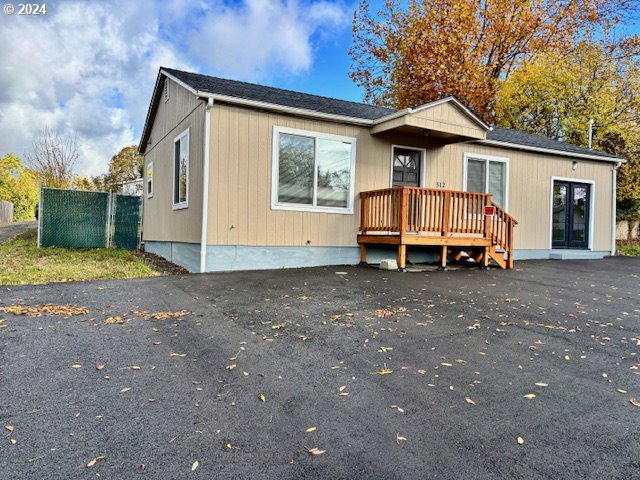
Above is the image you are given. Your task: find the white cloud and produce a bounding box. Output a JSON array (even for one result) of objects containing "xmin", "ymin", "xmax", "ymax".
[
  {"xmin": 0, "ymin": 0, "xmax": 350, "ymax": 176},
  {"xmin": 186, "ymin": 0, "xmax": 349, "ymax": 79}
]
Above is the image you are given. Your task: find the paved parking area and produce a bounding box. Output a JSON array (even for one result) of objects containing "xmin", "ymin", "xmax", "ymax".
[{"xmin": 1, "ymin": 257, "xmax": 639, "ymax": 479}]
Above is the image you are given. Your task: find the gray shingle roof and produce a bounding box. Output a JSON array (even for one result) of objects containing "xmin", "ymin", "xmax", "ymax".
[
  {"xmin": 157, "ymin": 68, "xmax": 620, "ymax": 161},
  {"xmin": 163, "ymin": 67, "xmax": 395, "ymax": 121},
  {"xmin": 487, "ymin": 127, "xmax": 619, "ymax": 160}
]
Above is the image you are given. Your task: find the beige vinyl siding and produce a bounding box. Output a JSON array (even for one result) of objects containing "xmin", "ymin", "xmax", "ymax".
[
  {"xmin": 207, "ymin": 102, "xmax": 614, "ymax": 251},
  {"xmin": 435, "ymin": 143, "xmax": 614, "ymax": 251},
  {"xmin": 207, "ymin": 104, "xmax": 435, "ymax": 246},
  {"xmin": 142, "ymin": 79, "xmax": 204, "ymax": 244}
]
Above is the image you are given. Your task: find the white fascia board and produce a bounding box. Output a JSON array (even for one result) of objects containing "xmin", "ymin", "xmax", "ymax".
[
  {"xmin": 480, "ymin": 139, "xmax": 624, "ymax": 163},
  {"xmin": 160, "ymin": 69, "xmax": 199, "ymax": 95},
  {"xmin": 196, "ymin": 91, "xmax": 374, "ymax": 126}
]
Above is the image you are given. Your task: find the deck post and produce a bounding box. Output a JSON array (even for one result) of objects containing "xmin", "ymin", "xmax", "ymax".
[
  {"xmin": 484, "ymin": 194, "xmax": 493, "ymax": 241},
  {"xmin": 507, "ymin": 219, "xmax": 514, "ymax": 269},
  {"xmin": 398, "ymin": 244, "xmax": 407, "ymax": 269},
  {"xmin": 441, "ymin": 191, "xmax": 451, "ymax": 236},
  {"xmin": 359, "ymin": 244, "xmax": 367, "ymax": 264},
  {"xmin": 440, "ymin": 245, "xmax": 447, "ymax": 269}
]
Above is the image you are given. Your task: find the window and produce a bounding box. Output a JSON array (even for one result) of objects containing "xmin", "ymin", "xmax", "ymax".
[
  {"xmin": 146, "ymin": 162, "xmax": 153, "ymax": 198},
  {"xmin": 272, "ymin": 127, "xmax": 356, "ymax": 214},
  {"xmin": 464, "ymin": 153, "xmax": 508, "ymax": 209},
  {"xmin": 173, "ymin": 129, "xmax": 189, "ymax": 209}
]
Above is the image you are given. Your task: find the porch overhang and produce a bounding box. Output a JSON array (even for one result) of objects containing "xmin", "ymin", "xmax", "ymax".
[{"xmin": 370, "ymin": 97, "xmax": 490, "ymax": 143}]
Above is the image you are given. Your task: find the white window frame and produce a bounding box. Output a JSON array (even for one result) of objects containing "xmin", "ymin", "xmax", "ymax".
[
  {"xmin": 146, "ymin": 161, "xmax": 153, "ymax": 199},
  {"xmin": 271, "ymin": 126, "xmax": 357, "ymax": 215},
  {"xmin": 389, "ymin": 144, "xmax": 427, "ymax": 187},
  {"xmin": 463, "ymin": 152, "xmax": 510, "ymax": 211},
  {"xmin": 549, "ymin": 176, "xmax": 595, "ymax": 251},
  {"xmin": 172, "ymin": 128, "xmax": 189, "ymax": 210}
]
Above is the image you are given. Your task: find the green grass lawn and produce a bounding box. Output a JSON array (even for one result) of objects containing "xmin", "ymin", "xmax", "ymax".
[
  {"xmin": 617, "ymin": 240, "xmax": 640, "ymax": 256},
  {"xmin": 0, "ymin": 231, "xmax": 167, "ymax": 285}
]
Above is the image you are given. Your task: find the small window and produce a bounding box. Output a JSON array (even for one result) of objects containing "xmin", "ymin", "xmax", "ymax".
[
  {"xmin": 146, "ymin": 162, "xmax": 153, "ymax": 198},
  {"xmin": 272, "ymin": 127, "xmax": 356, "ymax": 214},
  {"xmin": 173, "ymin": 129, "xmax": 189, "ymax": 209},
  {"xmin": 163, "ymin": 80, "xmax": 169, "ymax": 102},
  {"xmin": 464, "ymin": 153, "xmax": 508, "ymax": 209}
]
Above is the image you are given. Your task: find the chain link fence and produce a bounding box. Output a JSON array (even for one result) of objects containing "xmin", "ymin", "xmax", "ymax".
[{"xmin": 38, "ymin": 187, "xmax": 141, "ymax": 250}]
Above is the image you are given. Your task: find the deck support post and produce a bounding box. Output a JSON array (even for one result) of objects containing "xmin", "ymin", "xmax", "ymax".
[
  {"xmin": 398, "ymin": 244, "xmax": 407, "ymax": 270},
  {"xmin": 440, "ymin": 245, "xmax": 447, "ymax": 269},
  {"xmin": 359, "ymin": 244, "xmax": 367, "ymax": 264},
  {"xmin": 482, "ymin": 247, "xmax": 490, "ymax": 268}
]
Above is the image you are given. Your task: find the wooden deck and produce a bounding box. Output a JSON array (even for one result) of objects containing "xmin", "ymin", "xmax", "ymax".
[{"xmin": 358, "ymin": 187, "xmax": 518, "ymax": 269}]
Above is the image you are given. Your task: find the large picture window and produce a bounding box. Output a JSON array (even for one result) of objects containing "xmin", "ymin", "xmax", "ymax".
[
  {"xmin": 464, "ymin": 153, "xmax": 508, "ymax": 209},
  {"xmin": 173, "ymin": 129, "xmax": 189, "ymax": 209},
  {"xmin": 272, "ymin": 127, "xmax": 356, "ymax": 214}
]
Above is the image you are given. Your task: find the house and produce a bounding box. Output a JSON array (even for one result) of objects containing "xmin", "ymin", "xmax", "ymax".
[{"xmin": 138, "ymin": 67, "xmax": 623, "ymax": 273}]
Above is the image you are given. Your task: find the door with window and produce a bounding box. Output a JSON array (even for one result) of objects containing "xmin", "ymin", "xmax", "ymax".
[
  {"xmin": 552, "ymin": 181, "xmax": 590, "ymax": 249},
  {"xmin": 392, "ymin": 147, "xmax": 421, "ymax": 186}
]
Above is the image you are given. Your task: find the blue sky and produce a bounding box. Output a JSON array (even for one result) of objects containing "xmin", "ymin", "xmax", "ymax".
[{"xmin": 0, "ymin": 0, "xmax": 637, "ymax": 176}]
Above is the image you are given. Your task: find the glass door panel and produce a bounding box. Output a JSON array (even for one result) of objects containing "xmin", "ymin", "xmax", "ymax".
[{"xmin": 552, "ymin": 183, "xmax": 568, "ymax": 246}]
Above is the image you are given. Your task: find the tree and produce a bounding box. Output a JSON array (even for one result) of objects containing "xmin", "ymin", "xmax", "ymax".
[
  {"xmin": 495, "ymin": 42, "xmax": 640, "ymax": 217},
  {"xmin": 0, "ymin": 154, "xmax": 39, "ymax": 221},
  {"xmin": 93, "ymin": 145, "xmax": 143, "ymax": 193},
  {"xmin": 26, "ymin": 127, "xmax": 79, "ymax": 188},
  {"xmin": 349, "ymin": 0, "xmax": 638, "ymax": 120},
  {"xmin": 73, "ymin": 176, "xmax": 96, "ymax": 191}
]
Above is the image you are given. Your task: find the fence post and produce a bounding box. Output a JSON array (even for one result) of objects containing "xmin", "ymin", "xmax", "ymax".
[
  {"xmin": 105, "ymin": 192, "xmax": 113, "ymax": 248},
  {"xmin": 37, "ymin": 186, "xmax": 42, "ymax": 247},
  {"xmin": 484, "ymin": 194, "xmax": 493, "ymax": 241}
]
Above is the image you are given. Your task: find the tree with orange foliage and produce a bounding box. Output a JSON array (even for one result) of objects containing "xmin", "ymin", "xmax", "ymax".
[{"xmin": 349, "ymin": 0, "xmax": 638, "ymax": 121}]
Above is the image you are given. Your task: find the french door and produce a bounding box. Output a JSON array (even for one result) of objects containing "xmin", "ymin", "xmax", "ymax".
[{"xmin": 552, "ymin": 181, "xmax": 590, "ymax": 249}]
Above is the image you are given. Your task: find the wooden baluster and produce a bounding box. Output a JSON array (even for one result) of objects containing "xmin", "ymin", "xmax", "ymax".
[{"xmin": 442, "ymin": 191, "xmax": 451, "ymax": 236}]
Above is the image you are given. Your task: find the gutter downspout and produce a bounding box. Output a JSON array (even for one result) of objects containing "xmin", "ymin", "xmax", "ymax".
[
  {"xmin": 611, "ymin": 161, "xmax": 622, "ymax": 256},
  {"xmin": 200, "ymin": 97, "xmax": 214, "ymax": 273}
]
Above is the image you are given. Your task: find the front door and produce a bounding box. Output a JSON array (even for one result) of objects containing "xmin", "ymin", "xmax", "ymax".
[
  {"xmin": 552, "ymin": 181, "xmax": 590, "ymax": 249},
  {"xmin": 392, "ymin": 147, "xmax": 421, "ymax": 186}
]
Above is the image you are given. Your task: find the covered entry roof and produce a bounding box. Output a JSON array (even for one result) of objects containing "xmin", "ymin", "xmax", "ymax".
[{"xmin": 139, "ymin": 67, "xmax": 622, "ymax": 162}]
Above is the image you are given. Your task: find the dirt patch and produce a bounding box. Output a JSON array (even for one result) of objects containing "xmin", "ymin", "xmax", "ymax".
[{"xmin": 133, "ymin": 250, "xmax": 189, "ymax": 275}]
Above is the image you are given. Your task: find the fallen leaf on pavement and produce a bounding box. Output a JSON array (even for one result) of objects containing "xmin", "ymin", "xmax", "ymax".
[
  {"xmin": 120, "ymin": 387, "xmax": 131, "ymax": 393},
  {"xmin": 396, "ymin": 433, "xmax": 407, "ymax": 444},
  {"xmin": 272, "ymin": 323, "xmax": 285, "ymax": 330},
  {"xmin": 96, "ymin": 365, "xmax": 105, "ymax": 371},
  {"xmin": 378, "ymin": 346, "xmax": 392, "ymax": 353},
  {"xmin": 517, "ymin": 437, "xmax": 524, "ymax": 445},
  {"xmin": 617, "ymin": 388, "xmax": 628, "ymax": 394},
  {"xmin": 5, "ymin": 425, "xmax": 14, "ymax": 432},
  {"xmin": 376, "ymin": 368, "xmax": 393, "ymax": 375},
  {"xmin": 306, "ymin": 447, "xmax": 326, "ymax": 455},
  {"xmin": 86, "ymin": 456, "xmax": 106, "ymax": 468},
  {"xmin": 71, "ymin": 364, "xmax": 82, "ymax": 369},
  {"xmin": 523, "ymin": 394, "xmax": 536, "ymax": 399},
  {"xmin": 375, "ymin": 310, "xmax": 394, "ymax": 318},
  {"xmin": 258, "ymin": 393, "xmax": 266, "ymax": 402},
  {"xmin": 305, "ymin": 427, "xmax": 317, "ymax": 433},
  {"xmin": 630, "ymin": 398, "xmax": 640, "ymax": 408},
  {"xmin": 170, "ymin": 352, "xmax": 187, "ymax": 357},
  {"xmin": 0, "ymin": 304, "xmax": 89, "ymax": 317},
  {"xmin": 535, "ymin": 383, "xmax": 548, "ymax": 387},
  {"xmin": 465, "ymin": 397, "xmax": 476, "ymax": 406},
  {"xmin": 10, "ymin": 438, "xmax": 16, "ymax": 445},
  {"xmin": 192, "ymin": 461, "xmax": 199, "ymax": 471},
  {"xmin": 104, "ymin": 316, "xmax": 125, "ymax": 324}
]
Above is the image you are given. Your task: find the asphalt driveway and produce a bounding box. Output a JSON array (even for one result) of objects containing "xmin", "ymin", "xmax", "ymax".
[
  {"xmin": 1, "ymin": 258, "xmax": 639, "ymax": 479},
  {"xmin": 0, "ymin": 221, "xmax": 37, "ymax": 244}
]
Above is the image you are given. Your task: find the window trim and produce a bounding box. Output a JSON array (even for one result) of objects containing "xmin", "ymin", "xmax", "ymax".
[
  {"xmin": 146, "ymin": 161, "xmax": 153, "ymax": 199},
  {"xmin": 463, "ymin": 152, "xmax": 509, "ymax": 211},
  {"xmin": 271, "ymin": 126, "xmax": 357, "ymax": 215},
  {"xmin": 172, "ymin": 128, "xmax": 189, "ymax": 210}
]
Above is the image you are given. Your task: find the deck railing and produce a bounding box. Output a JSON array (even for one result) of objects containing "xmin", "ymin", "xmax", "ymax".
[{"xmin": 359, "ymin": 186, "xmax": 517, "ymax": 264}]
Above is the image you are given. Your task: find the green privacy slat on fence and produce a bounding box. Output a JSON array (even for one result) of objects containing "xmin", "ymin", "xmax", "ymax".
[
  {"xmin": 113, "ymin": 194, "xmax": 141, "ymax": 250},
  {"xmin": 40, "ymin": 188, "xmax": 109, "ymax": 248}
]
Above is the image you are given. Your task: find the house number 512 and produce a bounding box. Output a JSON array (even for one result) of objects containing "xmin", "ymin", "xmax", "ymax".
[{"xmin": 436, "ymin": 181, "xmax": 446, "ymax": 188}]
